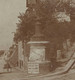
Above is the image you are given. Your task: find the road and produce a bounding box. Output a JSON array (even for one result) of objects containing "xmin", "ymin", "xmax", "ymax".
[
  {"xmin": 0, "ymin": 56, "xmax": 75, "ymax": 80},
  {"xmin": 0, "ymin": 57, "xmax": 6, "ymax": 73},
  {"xmin": 0, "ymin": 69, "xmax": 74, "ymax": 80}
]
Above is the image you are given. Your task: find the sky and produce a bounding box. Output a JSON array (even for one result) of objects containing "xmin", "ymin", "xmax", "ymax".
[{"xmin": 0, "ymin": 0, "xmax": 26, "ymax": 50}]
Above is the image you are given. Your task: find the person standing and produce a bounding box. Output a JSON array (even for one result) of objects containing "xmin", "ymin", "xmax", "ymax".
[{"xmin": 4, "ymin": 51, "xmax": 12, "ymax": 72}]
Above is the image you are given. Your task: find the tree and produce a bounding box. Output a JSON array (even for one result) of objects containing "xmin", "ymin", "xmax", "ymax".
[
  {"xmin": 14, "ymin": 12, "xmax": 35, "ymax": 42},
  {"xmin": 14, "ymin": 0, "xmax": 75, "ymax": 48},
  {"xmin": 14, "ymin": 0, "xmax": 59, "ymax": 42}
]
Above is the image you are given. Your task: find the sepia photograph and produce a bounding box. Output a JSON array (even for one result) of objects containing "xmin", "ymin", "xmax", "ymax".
[{"xmin": 0, "ymin": 0, "xmax": 75, "ymax": 80}]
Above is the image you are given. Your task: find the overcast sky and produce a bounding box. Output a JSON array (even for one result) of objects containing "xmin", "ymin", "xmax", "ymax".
[{"xmin": 0, "ymin": 0, "xmax": 26, "ymax": 50}]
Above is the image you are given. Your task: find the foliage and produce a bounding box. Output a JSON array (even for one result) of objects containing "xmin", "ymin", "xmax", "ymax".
[
  {"xmin": 14, "ymin": 0, "xmax": 75, "ymax": 48},
  {"xmin": 14, "ymin": 12, "xmax": 35, "ymax": 42},
  {"xmin": 14, "ymin": 0, "xmax": 58, "ymax": 42}
]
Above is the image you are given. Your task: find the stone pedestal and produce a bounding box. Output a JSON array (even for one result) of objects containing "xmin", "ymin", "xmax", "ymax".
[
  {"xmin": 39, "ymin": 61, "xmax": 50, "ymax": 74},
  {"xmin": 57, "ymin": 50, "xmax": 62, "ymax": 60},
  {"xmin": 27, "ymin": 41, "xmax": 50, "ymax": 74},
  {"xmin": 28, "ymin": 61, "xmax": 50, "ymax": 74},
  {"xmin": 27, "ymin": 16, "xmax": 50, "ymax": 74},
  {"xmin": 28, "ymin": 41, "xmax": 49, "ymax": 62}
]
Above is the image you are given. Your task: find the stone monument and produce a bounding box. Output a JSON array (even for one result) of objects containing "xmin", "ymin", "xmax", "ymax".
[
  {"xmin": 26, "ymin": 0, "xmax": 50, "ymax": 74},
  {"xmin": 27, "ymin": 17, "xmax": 50, "ymax": 74}
]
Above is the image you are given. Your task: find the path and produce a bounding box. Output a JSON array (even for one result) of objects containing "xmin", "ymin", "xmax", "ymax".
[{"xmin": 0, "ymin": 57, "xmax": 6, "ymax": 73}]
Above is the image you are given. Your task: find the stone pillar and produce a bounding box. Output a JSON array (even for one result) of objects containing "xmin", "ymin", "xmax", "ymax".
[
  {"xmin": 18, "ymin": 41, "xmax": 24, "ymax": 69},
  {"xmin": 57, "ymin": 50, "xmax": 62, "ymax": 60},
  {"xmin": 27, "ymin": 18, "xmax": 50, "ymax": 74},
  {"xmin": 67, "ymin": 39, "xmax": 71, "ymax": 49},
  {"xmin": 63, "ymin": 41, "xmax": 67, "ymax": 50}
]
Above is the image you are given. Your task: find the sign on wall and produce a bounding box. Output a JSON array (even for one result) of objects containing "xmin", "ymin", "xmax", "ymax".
[
  {"xmin": 29, "ymin": 47, "xmax": 45, "ymax": 62},
  {"xmin": 28, "ymin": 62, "xmax": 39, "ymax": 74}
]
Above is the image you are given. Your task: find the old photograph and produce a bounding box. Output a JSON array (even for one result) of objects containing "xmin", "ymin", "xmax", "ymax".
[{"xmin": 0, "ymin": 0, "xmax": 75, "ymax": 80}]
